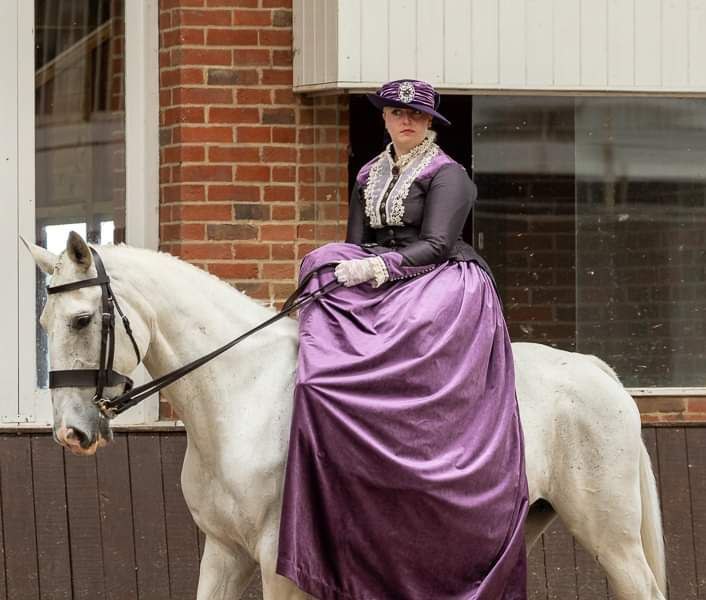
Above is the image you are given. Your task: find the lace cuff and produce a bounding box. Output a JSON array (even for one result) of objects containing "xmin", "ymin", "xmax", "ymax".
[{"xmin": 369, "ymin": 256, "xmax": 389, "ymax": 288}]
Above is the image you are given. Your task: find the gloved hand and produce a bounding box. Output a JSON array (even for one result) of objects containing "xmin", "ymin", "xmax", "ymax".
[{"xmin": 334, "ymin": 257, "xmax": 388, "ymax": 288}]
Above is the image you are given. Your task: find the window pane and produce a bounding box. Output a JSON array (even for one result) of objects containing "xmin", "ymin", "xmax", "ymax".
[
  {"xmin": 473, "ymin": 96, "xmax": 706, "ymax": 387},
  {"xmin": 575, "ymin": 98, "xmax": 706, "ymax": 387},
  {"xmin": 34, "ymin": 0, "xmax": 126, "ymax": 388}
]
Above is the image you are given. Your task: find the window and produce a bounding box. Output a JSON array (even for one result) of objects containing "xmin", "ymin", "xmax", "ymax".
[
  {"xmin": 2, "ymin": 0, "xmax": 158, "ymax": 424},
  {"xmin": 473, "ymin": 96, "xmax": 706, "ymax": 389}
]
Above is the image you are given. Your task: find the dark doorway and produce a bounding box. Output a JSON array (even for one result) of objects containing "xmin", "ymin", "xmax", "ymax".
[{"xmin": 347, "ymin": 94, "xmax": 474, "ymax": 240}]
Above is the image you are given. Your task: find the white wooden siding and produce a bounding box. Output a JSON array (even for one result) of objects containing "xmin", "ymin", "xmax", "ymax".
[{"xmin": 294, "ymin": 0, "xmax": 706, "ymax": 94}]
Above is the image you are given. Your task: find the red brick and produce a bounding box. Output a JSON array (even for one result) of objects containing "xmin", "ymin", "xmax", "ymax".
[
  {"xmin": 233, "ymin": 9, "xmax": 272, "ymax": 26},
  {"xmin": 207, "ymin": 0, "xmax": 257, "ymax": 6},
  {"xmin": 237, "ymin": 126, "xmax": 271, "ymax": 143},
  {"xmin": 163, "ymin": 145, "xmax": 206, "ymax": 164},
  {"xmin": 237, "ymin": 89, "xmax": 272, "ymax": 104},
  {"xmin": 272, "ymin": 166, "xmax": 295, "ymax": 182},
  {"xmin": 272, "ymin": 205, "xmax": 295, "ymax": 220},
  {"xmin": 208, "ymin": 263, "xmax": 259, "ymax": 279},
  {"xmin": 233, "ymin": 243, "xmax": 270, "ymax": 259},
  {"xmin": 259, "ymin": 29, "xmax": 292, "ymax": 46},
  {"xmin": 207, "ymin": 68, "xmax": 258, "ymax": 85},
  {"xmin": 262, "ymin": 263, "xmax": 295, "ymax": 279},
  {"xmin": 207, "ymin": 223, "xmax": 258, "ymax": 240},
  {"xmin": 208, "ymin": 146, "xmax": 260, "ymax": 162},
  {"xmin": 162, "ymin": 184, "xmax": 206, "ymax": 203},
  {"xmin": 160, "ymin": 12, "xmax": 172, "ymax": 29},
  {"xmin": 262, "ymin": 107, "xmax": 295, "ymax": 124},
  {"xmin": 272, "ymin": 9, "xmax": 292, "ymax": 27},
  {"xmin": 172, "ymin": 47, "xmax": 232, "ymax": 67},
  {"xmin": 262, "ymin": 146, "xmax": 297, "ymax": 162},
  {"xmin": 162, "ymin": 0, "xmax": 204, "ymax": 7},
  {"xmin": 173, "ymin": 126, "xmax": 233, "ymax": 143},
  {"xmin": 265, "ymin": 185, "xmax": 295, "ymax": 202},
  {"xmin": 178, "ymin": 243, "xmax": 233, "ymax": 260},
  {"xmin": 261, "ymin": 68, "xmax": 293, "ymax": 85},
  {"xmin": 162, "ymin": 27, "xmax": 204, "ymax": 47},
  {"xmin": 272, "ymin": 127, "xmax": 296, "ymax": 143},
  {"xmin": 161, "ymin": 223, "xmax": 205, "ymax": 242},
  {"xmin": 262, "ymin": 0, "xmax": 292, "ymax": 7},
  {"xmin": 207, "ymin": 28, "xmax": 258, "ymax": 46},
  {"xmin": 297, "ymin": 166, "xmax": 316, "ymax": 183},
  {"xmin": 688, "ymin": 398, "xmax": 706, "ymax": 413},
  {"xmin": 273, "ymin": 88, "xmax": 296, "ymax": 105},
  {"xmin": 179, "ymin": 204, "xmax": 233, "ymax": 221},
  {"xmin": 234, "ymin": 49, "xmax": 271, "ymax": 65},
  {"xmin": 233, "ymin": 203, "xmax": 270, "ymax": 220},
  {"xmin": 209, "ymin": 107, "xmax": 260, "ymax": 124},
  {"xmin": 174, "ymin": 87, "xmax": 233, "ymax": 105},
  {"xmin": 237, "ymin": 282, "xmax": 269, "ymax": 299},
  {"xmin": 261, "ymin": 224, "xmax": 295, "ymax": 241},
  {"xmin": 174, "ymin": 9, "xmax": 232, "ymax": 27},
  {"xmin": 237, "ymin": 165, "xmax": 271, "ymax": 182},
  {"xmin": 272, "ymin": 243, "xmax": 295, "ymax": 259},
  {"xmin": 160, "ymin": 67, "xmax": 205, "ymax": 88},
  {"xmin": 163, "ymin": 106, "xmax": 205, "ymax": 126},
  {"xmin": 272, "ymin": 49, "xmax": 292, "ymax": 66},
  {"xmin": 208, "ymin": 184, "xmax": 261, "ymax": 202},
  {"xmin": 174, "ymin": 164, "xmax": 233, "ymax": 182}
]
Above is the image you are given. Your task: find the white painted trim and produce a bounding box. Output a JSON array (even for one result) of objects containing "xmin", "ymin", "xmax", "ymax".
[
  {"xmin": 626, "ymin": 388, "xmax": 706, "ymax": 397},
  {"xmin": 0, "ymin": 0, "xmax": 20, "ymax": 423},
  {"xmin": 118, "ymin": 0, "xmax": 161, "ymax": 425}
]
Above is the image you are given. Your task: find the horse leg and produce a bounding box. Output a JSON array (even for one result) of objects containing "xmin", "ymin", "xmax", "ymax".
[
  {"xmin": 196, "ymin": 536, "xmax": 257, "ymax": 600},
  {"xmin": 550, "ymin": 449, "xmax": 665, "ymax": 599},
  {"xmin": 257, "ymin": 524, "xmax": 314, "ymax": 600}
]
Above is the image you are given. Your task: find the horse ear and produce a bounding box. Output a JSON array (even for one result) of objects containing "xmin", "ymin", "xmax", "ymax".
[
  {"xmin": 19, "ymin": 236, "xmax": 58, "ymax": 275},
  {"xmin": 66, "ymin": 231, "xmax": 93, "ymax": 271}
]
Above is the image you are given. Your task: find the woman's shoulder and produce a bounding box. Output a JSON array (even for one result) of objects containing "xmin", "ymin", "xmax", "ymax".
[
  {"xmin": 355, "ymin": 150, "xmax": 388, "ymax": 187},
  {"xmin": 418, "ymin": 149, "xmax": 469, "ymax": 182}
]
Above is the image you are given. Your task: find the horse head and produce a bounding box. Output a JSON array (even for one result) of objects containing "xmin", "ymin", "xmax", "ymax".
[{"xmin": 23, "ymin": 232, "xmax": 153, "ymax": 455}]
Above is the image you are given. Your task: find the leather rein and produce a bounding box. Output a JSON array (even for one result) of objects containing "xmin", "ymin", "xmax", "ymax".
[{"xmin": 47, "ymin": 248, "xmax": 341, "ymax": 419}]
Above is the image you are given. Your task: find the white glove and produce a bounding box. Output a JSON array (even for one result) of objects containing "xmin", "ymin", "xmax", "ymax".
[{"xmin": 334, "ymin": 257, "xmax": 389, "ymax": 288}]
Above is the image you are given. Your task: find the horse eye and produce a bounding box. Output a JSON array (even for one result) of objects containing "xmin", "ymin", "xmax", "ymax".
[{"xmin": 71, "ymin": 314, "xmax": 93, "ymax": 330}]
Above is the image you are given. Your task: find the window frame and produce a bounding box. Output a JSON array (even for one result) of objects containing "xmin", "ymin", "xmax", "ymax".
[{"xmin": 3, "ymin": 0, "xmax": 160, "ymax": 426}]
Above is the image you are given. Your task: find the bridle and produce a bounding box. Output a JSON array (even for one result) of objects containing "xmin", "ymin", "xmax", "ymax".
[
  {"xmin": 47, "ymin": 248, "xmax": 142, "ymax": 418},
  {"xmin": 46, "ymin": 247, "xmax": 340, "ymax": 420}
]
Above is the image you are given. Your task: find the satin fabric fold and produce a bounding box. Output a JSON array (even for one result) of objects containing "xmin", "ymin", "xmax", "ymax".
[{"xmin": 277, "ymin": 243, "xmax": 528, "ymax": 600}]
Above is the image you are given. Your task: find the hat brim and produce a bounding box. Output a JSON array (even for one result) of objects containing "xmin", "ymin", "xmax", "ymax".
[{"xmin": 366, "ymin": 93, "xmax": 451, "ymax": 127}]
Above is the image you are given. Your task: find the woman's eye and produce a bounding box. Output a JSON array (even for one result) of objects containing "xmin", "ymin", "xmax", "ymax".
[{"xmin": 71, "ymin": 314, "xmax": 93, "ymax": 330}]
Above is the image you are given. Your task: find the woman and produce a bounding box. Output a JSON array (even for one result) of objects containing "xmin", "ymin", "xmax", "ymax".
[{"xmin": 277, "ymin": 79, "xmax": 528, "ymax": 599}]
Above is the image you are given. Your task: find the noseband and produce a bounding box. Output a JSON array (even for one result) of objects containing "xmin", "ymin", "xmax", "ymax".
[
  {"xmin": 46, "ymin": 247, "xmax": 341, "ymax": 420},
  {"xmin": 47, "ymin": 248, "xmax": 142, "ymax": 419}
]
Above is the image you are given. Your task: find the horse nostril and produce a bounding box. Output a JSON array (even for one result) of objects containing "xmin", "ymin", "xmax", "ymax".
[{"xmin": 66, "ymin": 427, "xmax": 90, "ymax": 448}]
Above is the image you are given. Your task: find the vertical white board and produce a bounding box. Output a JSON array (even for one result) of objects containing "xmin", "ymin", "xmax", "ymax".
[
  {"xmin": 444, "ymin": 0, "xmax": 473, "ymax": 84},
  {"xmin": 0, "ymin": 0, "xmax": 20, "ymax": 422},
  {"xmin": 360, "ymin": 0, "xmax": 390, "ymax": 82},
  {"xmin": 525, "ymin": 0, "xmax": 553, "ymax": 85},
  {"xmin": 607, "ymin": 0, "xmax": 634, "ymax": 86},
  {"xmin": 661, "ymin": 0, "xmax": 689, "ymax": 87},
  {"xmin": 472, "ymin": 0, "xmax": 499, "ymax": 84},
  {"xmin": 499, "ymin": 0, "xmax": 526, "ymax": 86},
  {"xmin": 634, "ymin": 0, "xmax": 661, "ymax": 87},
  {"xmin": 553, "ymin": 0, "xmax": 580, "ymax": 87},
  {"xmin": 338, "ymin": 0, "xmax": 362, "ymax": 82},
  {"xmin": 389, "ymin": 0, "xmax": 417, "ymax": 78},
  {"xmin": 689, "ymin": 0, "xmax": 706, "ymax": 86},
  {"xmin": 580, "ymin": 0, "xmax": 608, "ymax": 87},
  {"xmin": 416, "ymin": 0, "xmax": 444, "ymax": 83}
]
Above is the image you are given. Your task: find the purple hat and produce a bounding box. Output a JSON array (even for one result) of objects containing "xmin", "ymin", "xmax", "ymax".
[{"xmin": 366, "ymin": 79, "xmax": 451, "ymax": 126}]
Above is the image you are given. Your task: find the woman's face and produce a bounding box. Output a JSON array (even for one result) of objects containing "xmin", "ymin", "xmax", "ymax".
[{"xmin": 382, "ymin": 107, "xmax": 432, "ymax": 153}]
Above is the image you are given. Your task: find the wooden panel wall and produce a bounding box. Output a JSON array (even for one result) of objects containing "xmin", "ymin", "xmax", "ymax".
[
  {"xmin": 0, "ymin": 428, "xmax": 703, "ymax": 599},
  {"xmin": 294, "ymin": 0, "xmax": 706, "ymax": 93}
]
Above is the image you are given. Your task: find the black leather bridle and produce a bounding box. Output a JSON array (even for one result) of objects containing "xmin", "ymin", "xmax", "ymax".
[
  {"xmin": 47, "ymin": 248, "xmax": 142, "ymax": 418},
  {"xmin": 47, "ymin": 247, "xmax": 340, "ymax": 419}
]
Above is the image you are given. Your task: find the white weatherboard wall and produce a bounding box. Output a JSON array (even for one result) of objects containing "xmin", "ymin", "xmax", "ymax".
[{"xmin": 294, "ymin": 0, "xmax": 706, "ymax": 94}]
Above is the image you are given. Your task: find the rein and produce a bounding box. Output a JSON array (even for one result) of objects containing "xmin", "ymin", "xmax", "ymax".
[{"xmin": 47, "ymin": 249, "xmax": 341, "ymax": 419}]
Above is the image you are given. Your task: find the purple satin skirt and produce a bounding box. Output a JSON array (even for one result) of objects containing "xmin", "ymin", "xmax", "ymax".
[{"xmin": 277, "ymin": 243, "xmax": 528, "ymax": 600}]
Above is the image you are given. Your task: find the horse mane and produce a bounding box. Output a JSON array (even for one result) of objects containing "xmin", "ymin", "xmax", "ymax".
[{"xmin": 94, "ymin": 243, "xmax": 278, "ymax": 315}]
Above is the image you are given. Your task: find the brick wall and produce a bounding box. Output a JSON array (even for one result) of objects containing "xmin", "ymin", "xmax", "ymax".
[{"xmin": 157, "ymin": 0, "xmax": 348, "ymax": 418}]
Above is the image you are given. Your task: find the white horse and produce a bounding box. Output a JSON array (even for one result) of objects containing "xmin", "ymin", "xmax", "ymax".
[{"xmin": 25, "ymin": 233, "xmax": 666, "ymax": 600}]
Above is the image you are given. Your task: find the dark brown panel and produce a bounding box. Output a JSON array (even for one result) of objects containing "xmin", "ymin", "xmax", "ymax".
[
  {"xmin": 96, "ymin": 434, "xmax": 138, "ymax": 600},
  {"xmin": 657, "ymin": 428, "xmax": 697, "ymax": 600},
  {"xmin": 128, "ymin": 433, "xmax": 170, "ymax": 599},
  {"xmin": 527, "ymin": 535, "xmax": 547, "ymax": 600},
  {"xmin": 543, "ymin": 520, "xmax": 578, "ymax": 600},
  {"xmin": 31, "ymin": 435, "xmax": 72, "ymax": 600},
  {"xmin": 574, "ymin": 540, "xmax": 608, "ymax": 600},
  {"xmin": 160, "ymin": 433, "xmax": 200, "ymax": 600},
  {"xmin": 64, "ymin": 450, "xmax": 106, "ymax": 600},
  {"xmin": 0, "ymin": 440, "xmax": 6, "ymax": 600},
  {"xmin": 0, "ymin": 436, "xmax": 39, "ymax": 599},
  {"xmin": 686, "ymin": 428, "xmax": 706, "ymax": 598}
]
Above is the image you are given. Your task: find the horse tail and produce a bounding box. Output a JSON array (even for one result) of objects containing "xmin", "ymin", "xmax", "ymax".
[{"xmin": 639, "ymin": 441, "xmax": 667, "ymax": 596}]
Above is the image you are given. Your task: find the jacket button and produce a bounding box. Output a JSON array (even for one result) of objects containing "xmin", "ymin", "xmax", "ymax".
[{"xmin": 387, "ymin": 229, "xmax": 394, "ymax": 236}]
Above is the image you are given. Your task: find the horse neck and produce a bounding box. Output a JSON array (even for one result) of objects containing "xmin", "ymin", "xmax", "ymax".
[{"xmin": 104, "ymin": 246, "xmax": 298, "ymax": 446}]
